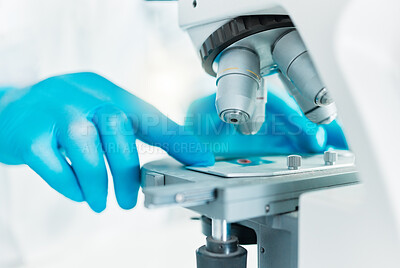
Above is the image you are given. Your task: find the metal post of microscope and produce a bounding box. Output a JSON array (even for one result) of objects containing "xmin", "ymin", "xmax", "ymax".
[
  {"xmin": 212, "ymin": 219, "xmax": 231, "ymax": 241},
  {"xmin": 196, "ymin": 218, "xmax": 248, "ymax": 268}
]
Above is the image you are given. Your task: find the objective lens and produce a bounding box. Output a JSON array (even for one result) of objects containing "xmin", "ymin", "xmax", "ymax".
[
  {"xmin": 216, "ymin": 47, "xmax": 261, "ymax": 124},
  {"xmin": 272, "ymin": 30, "xmax": 334, "ymax": 106}
]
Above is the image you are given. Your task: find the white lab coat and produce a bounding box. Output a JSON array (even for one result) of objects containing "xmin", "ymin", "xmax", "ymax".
[{"xmin": 0, "ymin": 1, "xmax": 216, "ymax": 267}]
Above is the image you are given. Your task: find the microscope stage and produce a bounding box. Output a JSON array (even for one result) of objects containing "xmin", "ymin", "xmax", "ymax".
[
  {"xmin": 187, "ymin": 151, "xmax": 354, "ymax": 178},
  {"xmin": 141, "ymin": 151, "xmax": 358, "ymax": 222}
]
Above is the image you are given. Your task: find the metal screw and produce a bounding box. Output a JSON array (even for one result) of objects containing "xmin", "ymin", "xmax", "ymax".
[
  {"xmin": 324, "ymin": 151, "xmax": 338, "ymax": 165},
  {"xmin": 287, "ymin": 155, "xmax": 302, "ymax": 170},
  {"xmin": 265, "ymin": 205, "xmax": 270, "ymax": 213},
  {"xmin": 175, "ymin": 193, "xmax": 185, "ymax": 203}
]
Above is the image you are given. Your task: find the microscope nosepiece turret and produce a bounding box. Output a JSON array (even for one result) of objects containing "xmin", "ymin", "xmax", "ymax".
[
  {"xmin": 196, "ymin": 16, "xmax": 337, "ymax": 133},
  {"xmin": 216, "ymin": 47, "xmax": 261, "ymax": 124}
]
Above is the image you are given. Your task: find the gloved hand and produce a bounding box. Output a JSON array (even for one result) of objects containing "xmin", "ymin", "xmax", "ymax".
[
  {"xmin": 186, "ymin": 87, "xmax": 347, "ymax": 158},
  {"xmin": 0, "ymin": 72, "xmax": 214, "ymax": 212}
]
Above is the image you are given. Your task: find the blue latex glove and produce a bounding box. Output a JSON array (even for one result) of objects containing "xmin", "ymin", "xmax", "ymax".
[
  {"xmin": 0, "ymin": 72, "xmax": 214, "ymax": 212},
  {"xmin": 186, "ymin": 89, "xmax": 347, "ymax": 158}
]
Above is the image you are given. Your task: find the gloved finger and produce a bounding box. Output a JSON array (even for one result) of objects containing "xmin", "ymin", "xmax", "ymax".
[
  {"xmin": 57, "ymin": 119, "xmax": 108, "ymax": 213},
  {"xmin": 323, "ymin": 120, "xmax": 348, "ymax": 149},
  {"xmin": 185, "ymin": 93, "xmax": 223, "ymax": 135},
  {"xmin": 186, "ymin": 94, "xmax": 220, "ymax": 124},
  {"xmin": 187, "ymin": 92, "xmax": 325, "ymax": 153},
  {"xmin": 122, "ymin": 97, "xmax": 215, "ymax": 167},
  {"xmin": 92, "ymin": 106, "xmax": 140, "ymax": 210},
  {"xmin": 136, "ymin": 111, "xmax": 214, "ymax": 166},
  {"xmin": 266, "ymin": 91, "xmax": 327, "ymax": 153},
  {"xmin": 59, "ymin": 73, "xmax": 215, "ymax": 166},
  {"xmin": 23, "ymin": 136, "xmax": 84, "ymax": 202}
]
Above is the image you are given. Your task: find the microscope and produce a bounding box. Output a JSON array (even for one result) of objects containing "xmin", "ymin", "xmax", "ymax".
[
  {"xmin": 197, "ymin": 15, "xmax": 336, "ymax": 135},
  {"xmin": 142, "ymin": 0, "xmax": 400, "ymax": 267}
]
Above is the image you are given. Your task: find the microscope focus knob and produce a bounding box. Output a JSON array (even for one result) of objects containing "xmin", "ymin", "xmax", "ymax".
[
  {"xmin": 287, "ymin": 155, "xmax": 302, "ymax": 170},
  {"xmin": 324, "ymin": 151, "xmax": 338, "ymax": 165}
]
